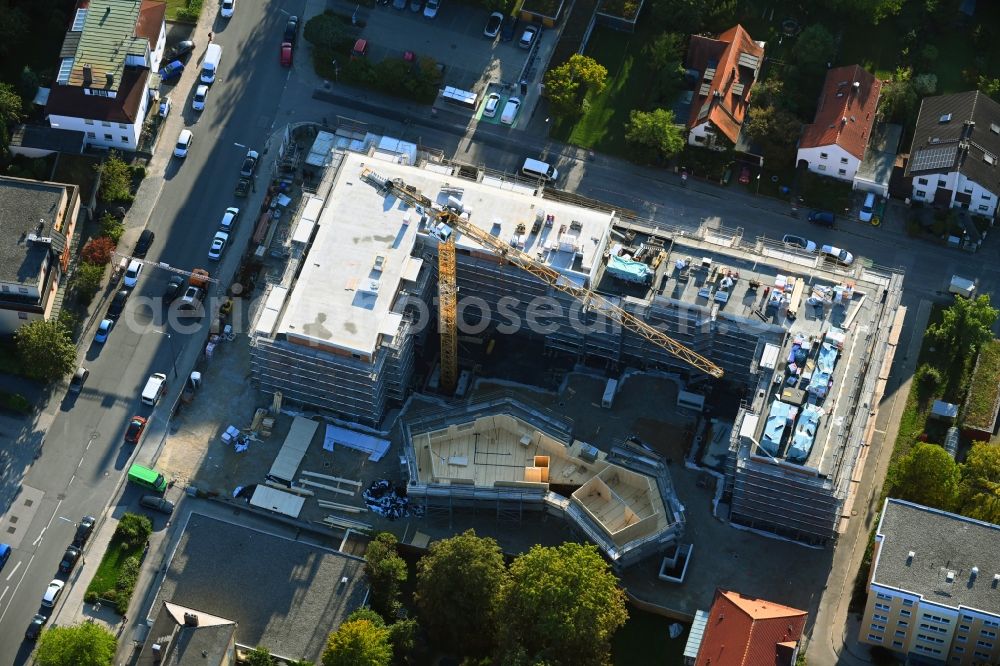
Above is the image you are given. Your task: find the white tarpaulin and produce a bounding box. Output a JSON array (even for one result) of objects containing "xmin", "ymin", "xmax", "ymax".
[
  {"xmin": 323, "ymin": 425, "xmax": 390, "ymax": 462},
  {"xmin": 268, "ymin": 416, "xmax": 319, "ymax": 482},
  {"xmin": 249, "ymin": 485, "xmax": 305, "ymax": 518}
]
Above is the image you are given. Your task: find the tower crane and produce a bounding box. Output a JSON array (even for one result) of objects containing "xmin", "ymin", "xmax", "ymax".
[{"xmin": 359, "ymin": 168, "xmax": 725, "ymax": 390}]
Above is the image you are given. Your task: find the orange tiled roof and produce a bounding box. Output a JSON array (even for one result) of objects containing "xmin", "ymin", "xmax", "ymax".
[
  {"xmin": 686, "ymin": 25, "xmax": 765, "ymax": 144},
  {"xmin": 799, "ymin": 65, "xmax": 882, "ymax": 160},
  {"xmin": 694, "ymin": 589, "xmax": 807, "ymax": 666},
  {"xmin": 135, "ymin": 0, "xmax": 166, "ymax": 45}
]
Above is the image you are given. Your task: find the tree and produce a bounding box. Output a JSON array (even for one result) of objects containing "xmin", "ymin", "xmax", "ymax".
[
  {"xmin": 322, "ymin": 618, "xmax": 392, "ymax": 666},
  {"xmin": 100, "ymin": 212, "xmax": 125, "ymax": 243},
  {"xmin": 414, "ymin": 530, "xmax": 505, "ymax": 657},
  {"xmin": 543, "ymin": 55, "xmax": 608, "ymax": 118},
  {"xmin": 15, "ymin": 318, "xmax": 77, "ymax": 382},
  {"xmin": 741, "ymin": 105, "xmax": 803, "ymax": 166},
  {"xmin": 913, "ymin": 73, "xmax": 937, "ymax": 96},
  {"xmin": 74, "ymin": 263, "xmax": 105, "ymax": 300},
  {"xmin": 958, "ymin": 442, "xmax": 1000, "ymax": 523},
  {"xmin": 827, "ymin": 0, "xmax": 904, "ymax": 23},
  {"xmin": 364, "ymin": 532, "xmax": 408, "ymax": 617},
  {"xmin": 643, "ymin": 33, "xmax": 686, "ymax": 103},
  {"xmin": 978, "ymin": 76, "xmax": 1000, "ymax": 103},
  {"xmin": 244, "ymin": 646, "xmax": 273, "ymax": 666},
  {"xmin": 35, "ymin": 622, "xmax": 117, "ymax": 666},
  {"xmin": 82, "ymin": 237, "xmax": 116, "ymax": 265},
  {"xmin": 649, "ymin": 0, "xmax": 703, "ymax": 34},
  {"xmin": 496, "ymin": 543, "xmax": 628, "ymax": 666},
  {"xmin": 388, "ymin": 618, "xmax": 421, "ymax": 665},
  {"xmin": 624, "ymin": 109, "xmax": 685, "ymax": 160},
  {"xmin": 304, "ymin": 11, "xmax": 350, "ymax": 50},
  {"xmin": 792, "ymin": 25, "xmax": 836, "ymax": 75},
  {"xmin": 96, "ymin": 151, "xmax": 134, "ymax": 203},
  {"xmin": 878, "ymin": 68, "xmax": 918, "ymax": 124},
  {"xmin": 888, "ymin": 443, "xmax": 960, "ymax": 510},
  {"xmin": 0, "ymin": 82, "xmax": 24, "ymax": 154},
  {"xmin": 925, "ymin": 295, "xmax": 998, "ymax": 381}
]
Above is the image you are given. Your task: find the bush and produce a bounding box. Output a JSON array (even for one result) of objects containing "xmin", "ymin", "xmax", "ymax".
[
  {"xmin": 100, "ymin": 212, "xmax": 125, "ymax": 243},
  {"xmin": 74, "ymin": 262, "xmax": 105, "ymax": 303},
  {"xmin": 0, "ymin": 390, "xmax": 31, "ymax": 414},
  {"xmin": 132, "ymin": 164, "xmax": 146, "ymax": 180},
  {"xmin": 115, "ymin": 513, "xmax": 152, "ymax": 549},
  {"xmin": 96, "ymin": 151, "xmax": 134, "ymax": 204},
  {"xmin": 81, "ymin": 236, "xmax": 116, "ymax": 265},
  {"xmin": 84, "ymin": 591, "xmax": 98, "ymax": 604},
  {"xmin": 174, "ymin": 0, "xmax": 203, "ymax": 22}
]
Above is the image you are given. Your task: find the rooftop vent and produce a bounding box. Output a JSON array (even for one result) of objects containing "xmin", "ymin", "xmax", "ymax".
[
  {"xmin": 993, "ymin": 574, "xmax": 1000, "ymax": 588},
  {"xmin": 972, "ymin": 567, "xmax": 980, "ymax": 580},
  {"xmin": 83, "ymin": 65, "xmax": 92, "ymax": 86},
  {"xmin": 907, "ymin": 551, "xmax": 915, "ymax": 564},
  {"xmin": 940, "ymin": 113, "xmax": 953, "ymax": 123},
  {"xmin": 853, "ymin": 81, "xmax": 860, "ymax": 90},
  {"xmin": 946, "ymin": 570, "xmax": 956, "ymax": 583},
  {"xmin": 105, "ymin": 72, "xmax": 114, "ymax": 88}
]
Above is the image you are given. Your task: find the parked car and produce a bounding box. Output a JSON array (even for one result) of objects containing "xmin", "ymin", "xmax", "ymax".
[
  {"xmin": 123, "ymin": 259, "xmax": 143, "ymax": 288},
  {"xmin": 158, "ymin": 96, "xmax": 171, "ymax": 118},
  {"xmin": 220, "ymin": 0, "xmax": 235, "ymax": 17},
  {"xmin": 134, "ymin": 229, "xmax": 155, "ymax": 258},
  {"xmin": 423, "ymin": 0, "xmax": 440, "ymax": 18},
  {"xmin": 208, "ymin": 231, "xmax": 229, "ymax": 260},
  {"xmin": 125, "ymin": 416, "xmax": 147, "ymax": 444},
  {"xmin": 58, "ymin": 546, "xmax": 81, "ymax": 574},
  {"xmin": 500, "ymin": 97, "xmax": 521, "ymax": 125},
  {"xmin": 283, "ymin": 15, "xmax": 299, "ymax": 44},
  {"xmin": 140, "ymin": 495, "xmax": 175, "ymax": 515},
  {"xmin": 519, "ymin": 24, "xmax": 538, "ymax": 49},
  {"xmin": 351, "ymin": 39, "xmax": 369, "ymax": 60},
  {"xmin": 41, "ymin": 580, "xmax": 64, "ymax": 608},
  {"xmin": 165, "ymin": 275, "xmax": 185, "ymax": 302},
  {"xmin": 240, "ymin": 150, "xmax": 259, "ymax": 177},
  {"xmin": 68, "ymin": 367, "xmax": 89, "ymax": 394},
  {"xmin": 410, "ymin": 0, "xmax": 423, "ymax": 11},
  {"xmin": 94, "ymin": 318, "xmax": 114, "ymax": 344},
  {"xmin": 25, "ymin": 614, "xmax": 47, "ymax": 641},
  {"xmin": 72, "ymin": 516, "xmax": 95, "ymax": 548},
  {"xmin": 0, "ymin": 543, "xmax": 10, "ymax": 570},
  {"xmin": 165, "ymin": 40, "xmax": 195, "ymax": 61},
  {"xmin": 484, "ymin": 11, "xmax": 503, "ymax": 38},
  {"xmin": 782, "ymin": 234, "xmax": 817, "ymax": 253},
  {"xmin": 808, "ymin": 210, "xmax": 836, "ymax": 227},
  {"xmin": 483, "ymin": 92, "xmax": 501, "ymax": 118},
  {"xmin": 158, "ymin": 60, "xmax": 184, "ymax": 81},
  {"xmin": 859, "ymin": 192, "xmax": 876, "ymax": 222},
  {"xmin": 219, "ymin": 206, "xmax": 240, "ymax": 232},
  {"xmin": 820, "ymin": 244, "xmax": 854, "ymax": 266},
  {"xmin": 174, "ymin": 129, "xmax": 193, "ymax": 158},
  {"xmin": 107, "ymin": 289, "xmax": 129, "ymax": 319},
  {"xmin": 280, "ymin": 42, "xmax": 293, "ymax": 67},
  {"xmin": 501, "ymin": 16, "xmax": 518, "ymax": 41},
  {"xmin": 192, "ymin": 84, "xmax": 208, "ymax": 111}
]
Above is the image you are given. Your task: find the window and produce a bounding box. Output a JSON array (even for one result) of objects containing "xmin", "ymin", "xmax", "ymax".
[
  {"xmin": 899, "ymin": 621, "xmax": 909, "ymax": 627},
  {"xmin": 964, "ymin": 186, "xmax": 973, "ymax": 193},
  {"xmin": 838, "ymin": 168, "xmax": 847, "ymax": 175},
  {"xmin": 694, "ymin": 135, "xmax": 705, "ymax": 143},
  {"xmin": 18, "ymin": 312, "xmax": 28, "ymax": 320},
  {"xmin": 938, "ymin": 179, "xmax": 947, "ymax": 187},
  {"xmin": 101, "ymin": 121, "xmax": 111, "ymax": 127},
  {"xmin": 920, "ymin": 624, "xmax": 947, "ymax": 634},
  {"xmin": 876, "ymin": 593, "xmax": 893, "ymax": 601},
  {"xmin": 87, "ymin": 131, "xmax": 96, "ymax": 138},
  {"xmin": 955, "ymin": 646, "xmax": 965, "ymax": 653},
  {"xmin": 915, "ymin": 190, "xmax": 927, "ymax": 197},
  {"xmin": 895, "ymin": 630, "xmax": 906, "ymax": 637},
  {"xmin": 1, "ymin": 285, "xmax": 8, "ymax": 292},
  {"xmin": 18, "ymin": 287, "xmax": 28, "ymax": 294},
  {"xmin": 964, "ymin": 615, "xmax": 974, "ymax": 621},
  {"xmin": 961, "ymin": 625, "xmax": 971, "ymax": 632},
  {"xmin": 84, "ymin": 118, "xmax": 95, "ymax": 125},
  {"xmin": 918, "ymin": 178, "xmax": 928, "ymax": 185},
  {"xmin": 818, "ymin": 164, "xmax": 827, "ymax": 171},
  {"xmin": 118, "ymin": 122, "xmax": 128, "ymax": 129},
  {"xmin": 976, "ymin": 651, "xmax": 992, "ymax": 660},
  {"xmin": 820, "ymin": 152, "xmax": 829, "ymax": 159},
  {"xmin": 984, "ymin": 620, "xmax": 999, "ymax": 628},
  {"xmin": 893, "ymin": 641, "xmax": 904, "ymax": 648},
  {"xmin": 900, "ymin": 610, "xmax": 912, "ymax": 618},
  {"xmin": 120, "ymin": 136, "xmax": 129, "ymax": 143},
  {"xmin": 874, "ymin": 614, "xmax": 889, "ymax": 622},
  {"xmin": 841, "ymin": 157, "xmax": 849, "ymax": 164},
  {"xmin": 982, "ymin": 630, "xmax": 997, "ymax": 638},
  {"xmin": 980, "ymin": 205, "xmax": 990, "ymax": 212},
  {"xmin": 922, "ymin": 614, "xmax": 951, "ymax": 624},
  {"xmin": 957, "ymin": 635, "xmax": 967, "ymax": 643},
  {"xmin": 875, "ymin": 603, "xmax": 891, "ymax": 611},
  {"xmin": 104, "ymin": 133, "xmax": 112, "ymax": 140},
  {"xmin": 984, "ymin": 193, "xmax": 993, "ymax": 200},
  {"xmin": 871, "ymin": 624, "xmax": 886, "ymax": 632},
  {"xmin": 902, "ymin": 599, "xmax": 914, "ymax": 607},
  {"xmin": 868, "ymin": 634, "xmax": 883, "ymax": 642},
  {"xmin": 976, "ymin": 640, "xmax": 993, "ymax": 648}
]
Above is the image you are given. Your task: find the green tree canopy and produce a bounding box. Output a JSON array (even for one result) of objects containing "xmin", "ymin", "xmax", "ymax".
[
  {"xmin": 15, "ymin": 318, "xmax": 77, "ymax": 382},
  {"xmin": 244, "ymin": 646, "xmax": 273, "ymax": 666},
  {"xmin": 958, "ymin": 442, "xmax": 1000, "ymax": 523},
  {"xmin": 496, "ymin": 543, "xmax": 628, "ymax": 666},
  {"xmin": 0, "ymin": 82, "xmax": 24, "ymax": 154},
  {"xmin": 643, "ymin": 33, "xmax": 686, "ymax": 104},
  {"xmin": 925, "ymin": 294, "xmax": 999, "ymax": 380},
  {"xmin": 792, "ymin": 25, "xmax": 836, "ymax": 75},
  {"xmin": 827, "ymin": 0, "xmax": 904, "ymax": 23},
  {"xmin": 364, "ymin": 532, "xmax": 408, "ymax": 618},
  {"xmin": 648, "ymin": 0, "xmax": 736, "ymax": 34},
  {"xmin": 36, "ymin": 622, "xmax": 117, "ymax": 666},
  {"xmin": 322, "ymin": 618, "xmax": 392, "ymax": 666},
  {"xmin": 742, "ymin": 105, "xmax": 803, "ymax": 166},
  {"xmin": 96, "ymin": 151, "xmax": 133, "ymax": 204},
  {"xmin": 888, "ymin": 442, "xmax": 960, "ymax": 510},
  {"xmin": 878, "ymin": 68, "xmax": 918, "ymax": 125},
  {"xmin": 543, "ymin": 55, "xmax": 608, "ymax": 118},
  {"xmin": 624, "ymin": 108, "xmax": 685, "ymax": 160},
  {"xmin": 415, "ymin": 529, "xmax": 505, "ymax": 657}
]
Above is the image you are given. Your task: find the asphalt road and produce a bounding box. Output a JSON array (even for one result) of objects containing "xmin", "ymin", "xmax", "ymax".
[{"xmin": 0, "ymin": 1, "xmax": 302, "ymax": 659}]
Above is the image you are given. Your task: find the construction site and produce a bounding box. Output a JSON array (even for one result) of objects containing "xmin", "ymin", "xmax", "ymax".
[{"xmin": 239, "ymin": 135, "xmax": 904, "ymax": 559}]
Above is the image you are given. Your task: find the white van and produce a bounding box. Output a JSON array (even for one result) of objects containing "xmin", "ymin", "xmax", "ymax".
[
  {"xmin": 500, "ymin": 97, "xmax": 521, "ymax": 125},
  {"xmin": 201, "ymin": 44, "xmax": 223, "ymax": 84},
  {"xmin": 141, "ymin": 373, "xmax": 167, "ymax": 406},
  {"xmin": 521, "ymin": 158, "xmax": 559, "ymax": 182}
]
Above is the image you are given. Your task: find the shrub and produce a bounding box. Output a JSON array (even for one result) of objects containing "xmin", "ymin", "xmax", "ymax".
[
  {"xmin": 304, "ymin": 11, "xmax": 351, "ymax": 50},
  {"xmin": 100, "ymin": 211, "xmax": 125, "ymax": 243},
  {"xmin": 82, "ymin": 236, "xmax": 116, "ymax": 265},
  {"xmin": 74, "ymin": 262, "xmax": 105, "ymax": 303},
  {"xmin": 96, "ymin": 151, "xmax": 134, "ymax": 204},
  {"xmin": 0, "ymin": 390, "xmax": 31, "ymax": 414},
  {"xmin": 115, "ymin": 513, "xmax": 152, "ymax": 549},
  {"xmin": 132, "ymin": 164, "xmax": 147, "ymax": 180},
  {"xmin": 84, "ymin": 591, "xmax": 98, "ymax": 604}
]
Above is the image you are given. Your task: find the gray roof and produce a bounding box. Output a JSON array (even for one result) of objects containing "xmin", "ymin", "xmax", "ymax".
[
  {"xmin": 904, "ymin": 91, "xmax": 1000, "ymax": 198},
  {"xmin": 9, "ymin": 125, "xmax": 86, "ymax": 155},
  {"xmin": 873, "ymin": 499, "xmax": 1000, "ymax": 615},
  {"xmin": 153, "ymin": 514, "xmax": 369, "ymax": 662},
  {"xmin": 0, "ymin": 177, "xmax": 69, "ymax": 286},
  {"xmin": 137, "ymin": 602, "xmax": 237, "ymax": 666}
]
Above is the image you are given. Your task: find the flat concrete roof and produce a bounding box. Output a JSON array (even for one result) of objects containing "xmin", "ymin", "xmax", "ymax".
[
  {"xmin": 273, "ymin": 151, "xmax": 615, "ymax": 356},
  {"xmin": 152, "ymin": 514, "xmax": 367, "ymax": 662}
]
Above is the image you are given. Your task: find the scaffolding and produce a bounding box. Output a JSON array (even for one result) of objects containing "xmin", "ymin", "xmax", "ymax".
[{"xmin": 438, "ymin": 236, "xmax": 458, "ymax": 392}]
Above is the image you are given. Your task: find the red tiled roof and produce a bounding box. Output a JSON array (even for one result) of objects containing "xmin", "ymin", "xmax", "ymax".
[
  {"xmin": 135, "ymin": 0, "xmax": 165, "ymax": 44},
  {"xmin": 46, "ymin": 67, "xmax": 149, "ymax": 123},
  {"xmin": 694, "ymin": 589, "xmax": 807, "ymax": 666},
  {"xmin": 799, "ymin": 65, "xmax": 882, "ymax": 159},
  {"xmin": 686, "ymin": 24, "xmax": 765, "ymax": 144}
]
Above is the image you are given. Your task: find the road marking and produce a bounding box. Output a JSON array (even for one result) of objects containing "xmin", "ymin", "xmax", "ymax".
[
  {"xmin": 32, "ymin": 527, "xmax": 46, "ymax": 547},
  {"xmin": 4, "ymin": 560, "xmax": 22, "ymax": 582},
  {"xmin": 68, "ymin": 474, "xmax": 75, "ymax": 487},
  {"xmin": 0, "ymin": 584, "xmax": 8, "ymax": 605},
  {"xmin": 0, "ymin": 553, "xmax": 35, "ymax": 625}
]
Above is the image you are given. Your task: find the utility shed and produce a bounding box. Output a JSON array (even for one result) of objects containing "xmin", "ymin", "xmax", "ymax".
[
  {"xmin": 305, "ymin": 131, "xmax": 337, "ymax": 169},
  {"xmin": 268, "ymin": 416, "xmax": 319, "ymax": 483},
  {"xmin": 930, "ymin": 400, "xmax": 959, "ymax": 423},
  {"xmin": 249, "ymin": 485, "xmax": 305, "ymax": 518}
]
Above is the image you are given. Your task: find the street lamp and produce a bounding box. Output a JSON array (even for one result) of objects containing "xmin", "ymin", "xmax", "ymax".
[
  {"xmin": 153, "ymin": 330, "xmax": 179, "ymax": 379},
  {"xmin": 755, "ymin": 173, "xmax": 762, "ymax": 195}
]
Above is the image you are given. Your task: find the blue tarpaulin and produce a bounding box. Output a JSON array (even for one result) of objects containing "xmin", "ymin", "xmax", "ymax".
[{"xmin": 606, "ymin": 255, "xmax": 652, "ymax": 284}]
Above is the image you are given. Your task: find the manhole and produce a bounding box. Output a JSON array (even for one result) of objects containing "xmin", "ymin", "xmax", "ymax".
[
  {"xmin": 7, "ymin": 526, "xmax": 16, "ymax": 534},
  {"xmin": 9, "ymin": 516, "xmax": 18, "ymax": 524},
  {"xmin": 23, "ymin": 499, "xmax": 33, "ymax": 507}
]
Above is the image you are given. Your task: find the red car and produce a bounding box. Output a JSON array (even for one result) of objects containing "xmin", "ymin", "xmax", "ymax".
[
  {"xmin": 125, "ymin": 416, "xmax": 147, "ymax": 444},
  {"xmin": 280, "ymin": 42, "xmax": 293, "ymax": 67}
]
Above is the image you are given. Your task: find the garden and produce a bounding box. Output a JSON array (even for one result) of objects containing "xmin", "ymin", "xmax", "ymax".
[{"xmin": 84, "ymin": 513, "xmax": 152, "ymax": 614}]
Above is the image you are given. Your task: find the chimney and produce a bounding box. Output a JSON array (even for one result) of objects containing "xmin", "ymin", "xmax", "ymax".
[
  {"xmin": 183, "ymin": 612, "xmax": 199, "ymax": 627},
  {"xmin": 82, "ymin": 65, "xmax": 92, "ymax": 86},
  {"xmin": 105, "ymin": 72, "xmax": 114, "ymax": 88},
  {"xmin": 972, "ymin": 567, "xmax": 979, "ymax": 581}
]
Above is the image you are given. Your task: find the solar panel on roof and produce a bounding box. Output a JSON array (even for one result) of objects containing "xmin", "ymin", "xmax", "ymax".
[
  {"xmin": 731, "ymin": 82, "xmax": 745, "ymax": 96},
  {"xmin": 698, "ymin": 82, "xmax": 711, "ymax": 96},
  {"xmin": 738, "ymin": 52, "xmax": 760, "ymax": 69},
  {"xmin": 911, "ymin": 145, "xmax": 959, "ymax": 172},
  {"xmin": 57, "ymin": 58, "xmax": 74, "ymax": 84}
]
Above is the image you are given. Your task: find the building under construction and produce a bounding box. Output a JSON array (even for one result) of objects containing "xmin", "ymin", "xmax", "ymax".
[{"xmin": 249, "ymin": 146, "xmax": 904, "ymax": 548}]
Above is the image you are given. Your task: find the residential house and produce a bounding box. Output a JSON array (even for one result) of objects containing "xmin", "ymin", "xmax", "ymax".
[
  {"xmin": 46, "ymin": 0, "xmax": 166, "ymax": 152},
  {"xmin": 136, "ymin": 602, "xmax": 237, "ymax": 666},
  {"xmin": 904, "ymin": 91, "xmax": 1000, "ymax": 218},
  {"xmin": 0, "ymin": 176, "xmax": 80, "ymax": 334},
  {"xmin": 682, "ymin": 588, "xmax": 807, "ymax": 665},
  {"xmin": 797, "ymin": 65, "xmax": 883, "ymax": 186},
  {"xmin": 859, "ymin": 498, "xmax": 1000, "ymax": 665},
  {"xmin": 685, "ymin": 25, "xmax": 765, "ymax": 151}
]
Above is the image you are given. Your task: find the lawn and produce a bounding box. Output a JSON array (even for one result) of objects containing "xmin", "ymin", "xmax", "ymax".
[
  {"xmin": 612, "ymin": 605, "xmax": 687, "ymax": 665},
  {"xmin": 963, "ymin": 339, "xmax": 1000, "ymax": 431},
  {"xmin": 164, "ymin": 0, "xmax": 201, "ymax": 22},
  {"xmin": 86, "ymin": 538, "xmax": 143, "ymax": 603}
]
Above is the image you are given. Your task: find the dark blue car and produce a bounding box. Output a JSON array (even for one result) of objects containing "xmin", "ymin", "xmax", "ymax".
[{"xmin": 158, "ymin": 60, "xmax": 184, "ymax": 81}]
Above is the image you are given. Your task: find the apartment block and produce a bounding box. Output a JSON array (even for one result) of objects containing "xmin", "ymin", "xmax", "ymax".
[{"xmin": 859, "ymin": 498, "xmax": 1000, "ymax": 665}]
